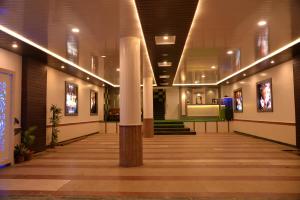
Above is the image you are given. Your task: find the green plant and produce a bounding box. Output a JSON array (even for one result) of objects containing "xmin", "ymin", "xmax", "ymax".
[
  {"xmin": 14, "ymin": 144, "xmax": 27, "ymax": 163},
  {"xmin": 21, "ymin": 126, "xmax": 37, "ymax": 150},
  {"xmin": 50, "ymin": 104, "xmax": 62, "ymax": 147}
]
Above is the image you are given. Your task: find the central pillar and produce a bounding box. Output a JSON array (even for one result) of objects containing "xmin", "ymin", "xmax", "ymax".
[
  {"xmin": 119, "ymin": 37, "xmax": 143, "ymax": 167},
  {"xmin": 143, "ymin": 61, "xmax": 154, "ymax": 138}
]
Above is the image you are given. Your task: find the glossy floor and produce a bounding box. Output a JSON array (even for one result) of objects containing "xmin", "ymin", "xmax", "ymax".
[{"xmin": 0, "ymin": 133, "xmax": 300, "ymax": 200}]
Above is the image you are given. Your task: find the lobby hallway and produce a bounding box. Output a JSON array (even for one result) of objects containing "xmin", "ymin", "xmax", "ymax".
[{"xmin": 0, "ymin": 133, "xmax": 300, "ymax": 200}]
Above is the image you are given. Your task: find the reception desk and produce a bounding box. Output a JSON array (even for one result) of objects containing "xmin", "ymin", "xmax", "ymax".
[{"xmin": 187, "ymin": 104, "xmax": 223, "ymax": 117}]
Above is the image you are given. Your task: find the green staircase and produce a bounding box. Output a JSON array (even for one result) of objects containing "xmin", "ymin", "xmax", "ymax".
[{"xmin": 154, "ymin": 120, "xmax": 196, "ymax": 135}]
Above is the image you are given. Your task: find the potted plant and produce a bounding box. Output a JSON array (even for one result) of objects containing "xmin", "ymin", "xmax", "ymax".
[
  {"xmin": 22, "ymin": 126, "xmax": 37, "ymax": 161},
  {"xmin": 14, "ymin": 144, "xmax": 27, "ymax": 163},
  {"xmin": 50, "ymin": 104, "xmax": 62, "ymax": 148}
]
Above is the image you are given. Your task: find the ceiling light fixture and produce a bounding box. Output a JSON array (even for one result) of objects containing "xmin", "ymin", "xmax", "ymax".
[
  {"xmin": 101, "ymin": 55, "xmax": 106, "ymax": 58},
  {"xmin": 227, "ymin": 50, "xmax": 234, "ymax": 55},
  {"xmin": 257, "ymin": 20, "xmax": 267, "ymax": 27},
  {"xmin": 201, "ymin": 75, "xmax": 206, "ymax": 78},
  {"xmin": 61, "ymin": 65, "xmax": 65, "ymax": 69},
  {"xmin": 211, "ymin": 66, "xmax": 216, "ymax": 69},
  {"xmin": 226, "ymin": 81, "xmax": 230, "ymax": 84},
  {"xmin": 163, "ymin": 36, "xmax": 169, "ymax": 40},
  {"xmin": 12, "ymin": 43, "xmax": 18, "ymax": 48},
  {"xmin": 116, "ymin": 68, "xmax": 120, "ymax": 72},
  {"xmin": 71, "ymin": 28, "xmax": 80, "ymax": 33},
  {"xmin": 86, "ymin": 77, "xmax": 90, "ymax": 80},
  {"xmin": 243, "ymin": 73, "xmax": 246, "ymax": 77},
  {"xmin": 270, "ymin": 60, "xmax": 275, "ymax": 64}
]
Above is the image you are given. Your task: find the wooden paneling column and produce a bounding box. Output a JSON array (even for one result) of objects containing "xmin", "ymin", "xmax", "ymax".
[
  {"xmin": 143, "ymin": 56, "xmax": 154, "ymax": 138},
  {"xmin": 294, "ymin": 57, "xmax": 300, "ymax": 148},
  {"xmin": 21, "ymin": 57, "xmax": 47, "ymax": 152},
  {"xmin": 119, "ymin": 37, "xmax": 143, "ymax": 167}
]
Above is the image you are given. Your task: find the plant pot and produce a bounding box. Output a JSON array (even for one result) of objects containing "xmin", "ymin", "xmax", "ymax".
[
  {"xmin": 24, "ymin": 151, "xmax": 33, "ymax": 161},
  {"xmin": 15, "ymin": 155, "xmax": 25, "ymax": 163}
]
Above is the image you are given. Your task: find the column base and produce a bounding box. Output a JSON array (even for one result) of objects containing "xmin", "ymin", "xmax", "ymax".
[
  {"xmin": 119, "ymin": 125, "xmax": 143, "ymax": 167},
  {"xmin": 143, "ymin": 118, "xmax": 154, "ymax": 138}
]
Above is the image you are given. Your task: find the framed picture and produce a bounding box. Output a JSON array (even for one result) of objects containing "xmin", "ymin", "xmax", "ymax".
[
  {"xmin": 255, "ymin": 25, "xmax": 269, "ymax": 59},
  {"xmin": 256, "ymin": 78, "xmax": 273, "ymax": 112},
  {"xmin": 65, "ymin": 82, "xmax": 78, "ymax": 116},
  {"xmin": 66, "ymin": 32, "xmax": 79, "ymax": 64},
  {"xmin": 90, "ymin": 90, "xmax": 98, "ymax": 115},
  {"xmin": 233, "ymin": 88, "xmax": 243, "ymax": 112}
]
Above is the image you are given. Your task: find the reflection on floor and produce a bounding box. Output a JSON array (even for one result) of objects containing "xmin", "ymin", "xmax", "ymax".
[{"xmin": 0, "ymin": 133, "xmax": 300, "ymax": 200}]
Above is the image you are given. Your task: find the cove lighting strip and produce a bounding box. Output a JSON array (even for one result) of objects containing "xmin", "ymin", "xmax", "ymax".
[
  {"xmin": 0, "ymin": 24, "xmax": 117, "ymax": 87},
  {"xmin": 132, "ymin": 0, "xmax": 157, "ymax": 86},
  {"xmin": 216, "ymin": 37, "xmax": 300, "ymax": 85},
  {"xmin": 172, "ymin": 1, "xmax": 201, "ymax": 86},
  {"xmin": 173, "ymin": 83, "xmax": 217, "ymax": 86}
]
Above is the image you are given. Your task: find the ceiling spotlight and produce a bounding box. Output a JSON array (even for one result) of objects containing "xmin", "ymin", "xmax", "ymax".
[
  {"xmin": 270, "ymin": 60, "xmax": 275, "ymax": 64},
  {"xmin": 201, "ymin": 74, "xmax": 206, "ymax": 78},
  {"xmin": 12, "ymin": 43, "xmax": 18, "ymax": 48},
  {"xmin": 211, "ymin": 66, "xmax": 216, "ymax": 69},
  {"xmin": 163, "ymin": 36, "xmax": 169, "ymax": 40},
  {"xmin": 71, "ymin": 28, "xmax": 80, "ymax": 33},
  {"xmin": 227, "ymin": 50, "xmax": 234, "ymax": 55},
  {"xmin": 86, "ymin": 77, "xmax": 90, "ymax": 80},
  {"xmin": 243, "ymin": 73, "xmax": 247, "ymax": 77},
  {"xmin": 116, "ymin": 68, "xmax": 120, "ymax": 72},
  {"xmin": 102, "ymin": 84, "xmax": 105, "ymax": 87},
  {"xmin": 61, "ymin": 65, "xmax": 65, "ymax": 69},
  {"xmin": 226, "ymin": 81, "xmax": 230, "ymax": 84},
  {"xmin": 194, "ymin": 80, "xmax": 199, "ymax": 84},
  {"xmin": 257, "ymin": 20, "xmax": 267, "ymax": 27},
  {"xmin": 101, "ymin": 55, "xmax": 106, "ymax": 58}
]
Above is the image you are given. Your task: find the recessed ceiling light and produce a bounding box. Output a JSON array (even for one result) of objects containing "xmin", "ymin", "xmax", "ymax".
[
  {"xmin": 86, "ymin": 77, "xmax": 90, "ymax": 80},
  {"xmin": 155, "ymin": 35, "xmax": 176, "ymax": 45},
  {"xmin": 243, "ymin": 73, "xmax": 246, "ymax": 77},
  {"xmin": 71, "ymin": 28, "xmax": 80, "ymax": 33},
  {"xmin": 116, "ymin": 68, "xmax": 120, "ymax": 72},
  {"xmin": 270, "ymin": 60, "xmax": 275, "ymax": 64},
  {"xmin": 226, "ymin": 81, "xmax": 230, "ymax": 84},
  {"xmin": 12, "ymin": 43, "xmax": 18, "ymax": 48},
  {"xmin": 260, "ymin": 73, "xmax": 267, "ymax": 77},
  {"xmin": 211, "ymin": 66, "xmax": 216, "ymax": 69},
  {"xmin": 61, "ymin": 65, "xmax": 65, "ymax": 69},
  {"xmin": 159, "ymin": 75, "xmax": 170, "ymax": 79},
  {"xmin": 227, "ymin": 50, "xmax": 234, "ymax": 55},
  {"xmin": 102, "ymin": 84, "xmax": 105, "ymax": 87},
  {"xmin": 101, "ymin": 55, "xmax": 106, "ymax": 58},
  {"xmin": 240, "ymin": 81, "xmax": 245, "ymax": 84},
  {"xmin": 201, "ymin": 74, "xmax": 206, "ymax": 78},
  {"xmin": 257, "ymin": 20, "xmax": 267, "ymax": 26},
  {"xmin": 194, "ymin": 80, "xmax": 199, "ymax": 84},
  {"xmin": 158, "ymin": 61, "xmax": 172, "ymax": 67}
]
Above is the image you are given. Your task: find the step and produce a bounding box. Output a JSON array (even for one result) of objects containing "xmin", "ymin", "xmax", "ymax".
[
  {"xmin": 154, "ymin": 131, "xmax": 196, "ymax": 135},
  {"xmin": 154, "ymin": 124, "xmax": 185, "ymax": 128},
  {"xmin": 154, "ymin": 128, "xmax": 191, "ymax": 132}
]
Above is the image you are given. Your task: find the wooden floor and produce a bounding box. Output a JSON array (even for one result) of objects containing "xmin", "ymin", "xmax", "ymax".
[{"xmin": 1, "ymin": 133, "xmax": 300, "ymax": 199}]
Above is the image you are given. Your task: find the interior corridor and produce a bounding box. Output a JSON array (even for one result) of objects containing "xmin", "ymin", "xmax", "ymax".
[{"xmin": 0, "ymin": 133, "xmax": 300, "ymax": 199}]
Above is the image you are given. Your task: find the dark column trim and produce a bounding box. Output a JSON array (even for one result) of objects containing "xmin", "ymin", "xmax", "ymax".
[{"xmin": 293, "ymin": 57, "xmax": 300, "ymax": 148}]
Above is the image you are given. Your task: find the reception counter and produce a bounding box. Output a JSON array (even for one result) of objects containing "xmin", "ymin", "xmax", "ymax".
[{"xmin": 187, "ymin": 104, "xmax": 223, "ymax": 117}]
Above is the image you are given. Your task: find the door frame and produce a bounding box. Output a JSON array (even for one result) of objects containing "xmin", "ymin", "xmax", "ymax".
[{"xmin": 0, "ymin": 67, "xmax": 15, "ymax": 166}]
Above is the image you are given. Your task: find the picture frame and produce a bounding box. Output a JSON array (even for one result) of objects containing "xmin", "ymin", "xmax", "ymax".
[
  {"xmin": 233, "ymin": 88, "xmax": 243, "ymax": 113},
  {"xmin": 90, "ymin": 90, "xmax": 98, "ymax": 115},
  {"xmin": 256, "ymin": 78, "xmax": 273, "ymax": 112},
  {"xmin": 65, "ymin": 81, "xmax": 78, "ymax": 116}
]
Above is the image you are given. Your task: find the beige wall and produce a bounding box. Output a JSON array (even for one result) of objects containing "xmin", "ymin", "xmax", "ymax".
[
  {"xmin": 0, "ymin": 48, "xmax": 22, "ymax": 145},
  {"xmin": 46, "ymin": 67, "xmax": 104, "ymax": 144},
  {"xmin": 165, "ymin": 87, "xmax": 180, "ymax": 120},
  {"xmin": 221, "ymin": 60, "xmax": 296, "ymax": 145}
]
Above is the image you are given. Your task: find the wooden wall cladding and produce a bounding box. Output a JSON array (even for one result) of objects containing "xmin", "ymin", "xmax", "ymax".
[
  {"xmin": 293, "ymin": 57, "xmax": 300, "ymax": 148},
  {"xmin": 21, "ymin": 57, "xmax": 47, "ymax": 152}
]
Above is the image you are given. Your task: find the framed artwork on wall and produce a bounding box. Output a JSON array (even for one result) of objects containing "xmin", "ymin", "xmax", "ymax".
[
  {"xmin": 65, "ymin": 82, "xmax": 78, "ymax": 116},
  {"xmin": 233, "ymin": 88, "xmax": 243, "ymax": 112},
  {"xmin": 90, "ymin": 90, "xmax": 98, "ymax": 115},
  {"xmin": 256, "ymin": 78, "xmax": 273, "ymax": 112}
]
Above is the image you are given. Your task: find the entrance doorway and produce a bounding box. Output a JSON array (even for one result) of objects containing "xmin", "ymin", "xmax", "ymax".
[
  {"xmin": 153, "ymin": 89, "xmax": 166, "ymax": 120},
  {"xmin": 0, "ymin": 70, "xmax": 13, "ymax": 166}
]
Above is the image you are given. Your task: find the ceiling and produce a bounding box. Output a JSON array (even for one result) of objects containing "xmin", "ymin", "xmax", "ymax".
[{"xmin": 0, "ymin": 0, "xmax": 299, "ymax": 87}]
